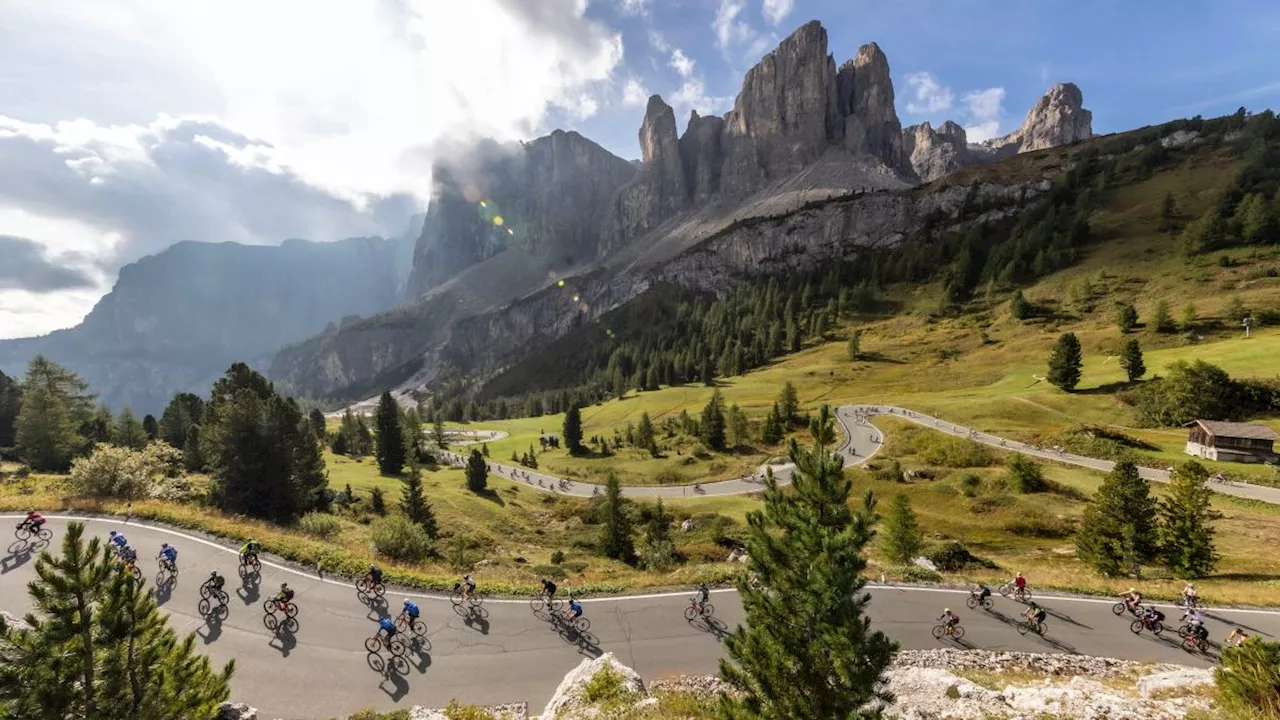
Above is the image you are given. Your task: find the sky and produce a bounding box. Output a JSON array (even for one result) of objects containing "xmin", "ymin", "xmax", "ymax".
[{"xmin": 2, "ymin": 0, "xmax": 1278, "ymax": 340}]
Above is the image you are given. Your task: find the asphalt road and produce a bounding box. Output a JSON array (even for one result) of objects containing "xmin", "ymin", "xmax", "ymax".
[
  {"xmin": 438, "ymin": 404, "xmax": 1280, "ymax": 506},
  {"xmin": 4, "ymin": 516, "xmax": 1276, "ymax": 719}
]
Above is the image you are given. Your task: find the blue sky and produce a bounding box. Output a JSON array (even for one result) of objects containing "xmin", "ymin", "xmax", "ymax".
[{"xmin": 549, "ymin": 0, "xmax": 1280, "ymax": 160}]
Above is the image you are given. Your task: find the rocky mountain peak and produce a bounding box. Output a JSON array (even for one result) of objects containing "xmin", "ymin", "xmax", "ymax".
[
  {"xmin": 600, "ymin": 95, "xmax": 688, "ymax": 256},
  {"xmin": 983, "ymin": 82, "xmax": 1093, "ymax": 156},
  {"xmin": 901, "ymin": 121, "xmax": 971, "ymax": 183},
  {"xmin": 678, "ymin": 110, "xmax": 725, "ymax": 205},
  {"xmin": 718, "ymin": 19, "xmax": 839, "ymax": 196},
  {"xmin": 835, "ymin": 41, "xmax": 903, "ymax": 169}
]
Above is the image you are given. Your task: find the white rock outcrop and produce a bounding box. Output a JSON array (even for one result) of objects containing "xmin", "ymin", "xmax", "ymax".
[{"xmin": 539, "ymin": 653, "xmax": 647, "ymax": 720}]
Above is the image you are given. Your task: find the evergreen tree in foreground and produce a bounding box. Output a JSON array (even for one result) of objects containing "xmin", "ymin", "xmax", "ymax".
[
  {"xmin": 308, "ymin": 408, "xmax": 327, "ymax": 441},
  {"xmin": 1119, "ymin": 338, "xmax": 1146, "ymax": 382},
  {"xmin": 599, "ymin": 472, "xmax": 634, "ymax": 563},
  {"xmin": 719, "ymin": 405, "xmax": 896, "ymax": 718},
  {"xmin": 465, "ymin": 449, "xmax": 488, "ymax": 493},
  {"xmin": 1076, "ymin": 460, "xmax": 1159, "ymax": 576},
  {"xmin": 880, "ymin": 494, "xmax": 923, "ymax": 564},
  {"xmin": 0, "ymin": 522, "xmax": 233, "ymax": 718},
  {"xmin": 563, "ymin": 405, "xmax": 584, "ymax": 455},
  {"xmin": 1159, "ymin": 460, "xmax": 1220, "ymax": 578},
  {"xmin": 374, "ymin": 390, "xmax": 406, "ymax": 476},
  {"xmin": 1047, "ymin": 332, "xmax": 1083, "ymax": 392}
]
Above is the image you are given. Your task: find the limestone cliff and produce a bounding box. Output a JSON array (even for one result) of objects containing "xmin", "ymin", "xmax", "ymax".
[
  {"xmin": 601, "ymin": 96, "xmax": 688, "ymax": 257},
  {"xmin": 835, "ymin": 42, "xmax": 903, "ymax": 169},
  {"xmin": 678, "ymin": 111, "xmax": 725, "ymax": 206},
  {"xmin": 980, "ymin": 83, "xmax": 1093, "ymax": 157},
  {"xmin": 902, "ymin": 121, "xmax": 971, "ymax": 183}
]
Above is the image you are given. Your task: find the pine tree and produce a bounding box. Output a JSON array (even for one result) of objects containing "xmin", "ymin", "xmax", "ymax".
[
  {"xmin": 15, "ymin": 383, "xmax": 78, "ymax": 472},
  {"xmin": 465, "ymin": 449, "xmax": 488, "ymax": 493},
  {"xmin": 183, "ymin": 424, "xmax": 203, "ymax": 472},
  {"xmin": 1047, "ymin": 332, "xmax": 1083, "ymax": 392},
  {"xmin": 159, "ymin": 392, "xmax": 204, "ymax": 450},
  {"xmin": 1180, "ymin": 302, "xmax": 1198, "ymax": 332},
  {"xmin": 1159, "ymin": 460, "xmax": 1220, "ymax": 578},
  {"xmin": 701, "ymin": 357, "xmax": 715, "ymax": 386},
  {"xmin": 84, "ymin": 404, "xmax": 113, "ymax": 445},
  {"xmin": 374, "ymin": 391, "xmax": 406, "ymax": 476},
  {"xmin": 1115, "ymin": 302, "xmax": 1139, "ymax": 333},
  {"xmin": 431, "ymin": 411, "xmax": 446, "ymax": 449},
  {"xmin": 761, "ymin": 402, "xmax": 784, "ymax": 445},
  {"xmin": 636, "ymin": 411, "xmax": 656, "ymax": 455},
  {"xmin": 308, "ymin": 408, "xmax": 327, "ymax": 440},
  {"xmin": 142, "ymin": 413, "xmax": 159, "ymax": 440},
  {"xmin": 1151, "ymin": 300, "xmax": 1175, "ymax": 334},
  {"xmin": 700, "ymin": 389, "xmax": 727, "ymax": 451},
  {"xmin": 639, "ymin": 499, "xmax": 676, "ymax": 571},
  {"xmin": 1076, "ymin": 460, "xmax": 1159, "ymax": 576},
  {"xmin": 846, "ymin": 330, "xmax": 862, "ymax": 360},
  {"xmin": 719, "ymin": 405, "xmax": 895, "ymax": 718},
  {"xmin": 369, "ymin": 486, "xmax": 387, "ymax": 516},
  {"xmin": 599, "ymin": 473, "xmax": 634, "ymax": 563},
  {"xmin": 1009, "ymin": 290, "xmax": 1031, "ymax": 320},
  {"xmin": 1008, "ymin": 454, "xmax": 1047, "ymax": 493},
  {"xmin": 0, "ymin": 370, "xmax": 20, "ymax": 450},
  {"xmin": 113, "ymin": 407, "xmax": 148, "ymax": 449},
  {"xmin": 0, "ymin": 522, "xmax": 233, "ymax": 717},
  {"xmin": 400, "ymin": 464, "xmax": 438, "ymax": 538},
  {"xmin": 563, "ymin": 405, "xmax": 584, "ymax": 455},
  {"xmin": 1119, "ymin": 338, "xmax": 1146, "ymax": 382},
  {"xmin": 1225, "ymin": 295, "xmax": 1249, "ymax": 323},
  {"xmin": 880, "ymin": 494, "xmax": 923, "ymax": 564},
  {"xmin": 779, "ymin": 382, "xmax": 800, "ymax": 428},
  {"xmin": 482, "ymin": 443, "xmax": 490, "ymax": 458},
  {"xmin": 726, "ymin": 403, "xmax": 749, "ymax": 448}
]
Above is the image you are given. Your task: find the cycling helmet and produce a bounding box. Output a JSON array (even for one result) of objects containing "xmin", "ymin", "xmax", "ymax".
[
  {"xmin": 1187, "ymin": 583, "xmax": 1195, "ymax": 588},
  {"xmin": 209, "ymin": 571, "xmax": 219, "ymax": 578},
  {"xmin": 403, "ymin": 598, "xmax": 411, "ymax": 606},
  {"xmin": 280, "ymin": 583, "xmax": 289, "ymax": 590},
  {"xmin": 369, "ymin": 564, "xmax": 377, "ymax": 571},
  {"xmin": 161, "ymin": 543, "xmax": 169, "ymax": 549},
  {"xmin": 944, "ymin": 608, "xmax": 951, "ymax": 613},
  {"xmin": 1129, "ymin": 587, "xmax": 1136, "ymax": 593},
  {"xmin": 109, "ymin": 531, "xmax": 118, "ymax": 537}
]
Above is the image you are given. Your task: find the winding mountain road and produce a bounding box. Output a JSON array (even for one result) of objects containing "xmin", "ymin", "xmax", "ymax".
[
  {"xmin": 443, "ymin": 404, "xmax": 1280, "ymax": 505},
  {"xmin": 4, "ymin": 515, "xmax": 1277, "ymax": 718}
]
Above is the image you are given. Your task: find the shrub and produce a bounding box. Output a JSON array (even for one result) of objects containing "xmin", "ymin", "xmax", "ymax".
[
  {"xmin": 581, "ymin": 664, "xmax": 636, "ymax": 705},
  {"xmin": 928, "ymin": 541, "xmax": 977, "ymax": 571},
  {"xmin": 681, "ymin": 542, "xmax": 728, "ymax": 563},
  {"xmin": 1215, "ymin": 638, "xmax": 1280, "ymax": 718},
  {"xmin": 873, "ymin": 460, "xmax": 905, "ymax": 483},
  {"xmin": 1003, "ymin": 515, "xmax": 1074, "ymax": 538},
  {"xmin": 955, "ymin": 473, "xmax": 982, "ymax": 498},
  {"xmin": 444, "ymin": 701, "xmax": 497, "ymax": 720},
  {"xmin": 1008, "ymin": 455, "xmax": 1047, "ymax": 493},
  {"xmin": 550, "ymin": 550, "xmax": 566, "ymax": 565},
  {"xmin": 68, "ymin": 441, "xmax": 183, "ymax": 499},
  {"xmin": 968, "ymin": 494, "xmax": 1014, "ymax": 513},
  {"xmin": 562, "ymin": 560, "xmax": 588, "ymax": 573},
  {"xmin": 297, "ymin": 512, "xmax": 343, "ymax": 539},
  {"xmin": 150, "ymin": 473, "xmax": 206, "ymax": 503},
  {"xmin": 370, "ymin": 515, "xmax": 433, "ymax": 562},
  {"xmin": 653, "ymin": 469, "xmax": 686, "ymax": 485},
  {"xmin": 900, "ymin": 566, "xmax": 942, "ymax": 583}
]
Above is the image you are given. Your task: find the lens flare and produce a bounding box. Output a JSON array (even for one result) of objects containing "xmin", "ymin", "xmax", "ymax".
[
  {"xmin": 557, "ymin": 280, "xmax": 565, "ymax": 287},
  {"xmin": 493, "ymin": 216, "xmax": 504, "ymax": 226}
]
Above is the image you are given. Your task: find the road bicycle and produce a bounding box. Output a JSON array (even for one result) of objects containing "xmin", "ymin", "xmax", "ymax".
[
  {"xmin": 198, "ymin": 592, "xmax": 230, "ymax": 619},
  {"xmin": 1017, "ymin": 617, "xmax": 1047, "ymax": 636},
  {"xmin": 451, "ymin": 584, "xmax": 484, "ymax": 609},
  {"xmin": 365, "ymin": 632, "xmax": 407, "ymax": 657},
  {"xmin": 932, "ymin": 623, "xmax": 964, "ymax": 641},
  {"xmin": 239, "ymin": 554, "xmax": 261, "ymax": 574},
  {"xmin": 14, "ymin": 523, "xmax": 52, "ymax": 542},
  {"xmin": 1112, "ymin": 601, "xmax": 1143, "ymax": 617},
  {"xmin": 997, "ymin": 583, "xmax": 1031, "ymax": 603},
  {"xmin": 156, "ymin": 555, "xmax": 178, "ymax": 583},
  {"xmin": 1130, "ymin": 615, "xmax": 1164, "ymax": 636},
  {"xmin": 684, "ymin": 598, "xmax": 715, "ymax": 622},
  {"xmin": 531, "ymin": 591, "xmax": 562, "ymax": 612},
  {"xmin": 394, "ymin": 611, "xmax": 427, "ymax": 638},
  {"xmin": 1181, "ymin": 629, "xmax": 1209, "ymax": 653},
  {"xmin": 356, "ymin": 575, "xmax": 385, "ymax": 598},
  {"xmin": 965, "ymin": 594, "xmax": 993, "ymax": 611},
  {"xmin": 263, "ymin": 598, "xmax": 299, "ymax": 619},
  {"xmin": 120, "ymin": 559, "xmax": 142, "ymax": 581}
]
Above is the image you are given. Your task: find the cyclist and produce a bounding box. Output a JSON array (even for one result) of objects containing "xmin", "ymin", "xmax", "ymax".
[
  {"xmin": 202, "ymin": 571, "xmax": 226, "ymax": 597},
  {"xmin": 540, "ymin": 578, "xmax": 558, "ymax": 601},
  {"xmin": 240, "ymin": 539, "xmax": 262, "ymax": 566},
  {"xmin": 1123, "ymin": 587, "xmax": 1144, "ymax": 613},
  {"xmin": 971, "ymin": 582, "xmax": 992, "ymax": 603},
  {"xmin": 108, "ymin": 531, "xmax": 128, "ymax": 554},
  {"xmin": 273, "ymin": 583, "xmax": 295, "ymax": 612},
  {"xmin": 564, "ymin": 596, "xmax": 584, "ymax": 623},
  {"xmin": 1023, "ymin": 601, "xmax": 1047, "ymax": 629},
  {"xmin": 1181, "ymin": 607, "xmax": 1208, "ymax": 642},
  {"xmin": 377, "ymin": 615, "xmax": 397, "ymax": 641},
  {"xmin": 1227, "ymin": 628, "xmax": 1249, "ymax": 647},
  {"xmin": 937, "ymin": 607, "xmax": 960, "ymax": 633},
  {"xmin": 694, "ymin": 583, "xmax": 710, "ymax": 612},
  {"xmin": 1141, "ymin": 605, "xmax": 1165, "ymax": 629},
  {"xmin": 1180, "ymin": 582, "xmax": 1198, "ymax": 607},
  {"xmin": 158, "ymin": 542, "xmax": 178, "ymax": 571},
  {"xmin": 366, "ymin": 564, "xmax": 383, "ymax": 586},
  {"xmin": 17, "ymin": 511, "xmax": 45, "ymax": 533},
  {"xmin": 120, "ymin": 545, "xmax": 138, "ymax": 566},
  {"xmin": 460, "ymin": 573, "xmax": 476, "ymax": 602},
  {"xmin": 401, "ymin": 598, "xmax": 420, "ymax": 622},
  {"xmin": 1012, "ymin": 572, "xmax": 1027, "ymax": 597}
]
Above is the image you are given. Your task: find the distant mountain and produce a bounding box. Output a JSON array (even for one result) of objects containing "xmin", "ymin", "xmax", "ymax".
[{"xmin": 0, "ymin": 217, "xmax": 422, "ymax": 414}]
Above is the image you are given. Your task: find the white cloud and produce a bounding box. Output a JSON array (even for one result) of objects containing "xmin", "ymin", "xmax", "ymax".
[
  {"xmin": 713, "ymin": 0, "xmax": 755, "ymax": 50},
  {"xmin": 648, "ymin": 30, "xmax": 670, "ymax": 53},
  {"xmin": 762, "ymin": 0, "xmax": 794, "ymax": 25},
  {"xmin": 904, "ymin": 72, "xmax": 955, "ymax": 115},
  {"xmin": 618, "ymin": 0, "xmax": 649, "ymax": 16},
  {"xmin": 670, "ymin": 78, "xmax": 734, "ymax": 119},
  {"xmin": 622, "ymin": 78, "xmax": 650, "ymax": 108},
  {"xmin": 670, "ymin": 49, "xmax": 696, "ymax": 78},
  {"xmin": 962, "ymin": 87, "xmax": 1006, "ymax": 143}
]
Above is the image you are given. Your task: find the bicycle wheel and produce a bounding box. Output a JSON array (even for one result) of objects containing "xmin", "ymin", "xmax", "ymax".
[
  {"xmin": 364, "ymin": 636, "xmax": 382, "ymax": 653},
  {"xmin": 531, "ymin": 596, "xmax": 546, "ymax": 612},
  {"xmin": 931, "ymin": 624, "xmax": 945, "ymax": 640},
  {"xmin": 215, "ymin": 590, "xmax": 229, "ymax": 607},
  {"xmin": 702, "ymin": 603, "xmax": 714, "ymax": 618},
  {"xmin": 14, "ymin": 527, "xmax": 30, "ymax": 542},
  {"xmin": 981, "ymin": 597, "xmax": 993, "ymax": 610},
  {"xmin": 1151, "ymin": 620, "xmax": 1163, "ymax": 635},
  {"xmin": 284, "ymin": 602, "xmax": 298, "ymax": 619},
  {"xmin": 410, "ymin": 619, "xmax": 426, "ymax": 636},
  {"xmin": 997, "ymin": 583, "xmax": 1011, "ymax": 597},
  {"xmin": 449, "ymin": 588, "xmax": 464, "ymax": 606},
  {"xmin": 394, "ymin": 615, "xmax": 409, "ymax": 633},
  {"xmin": 198, "ymin": 598, "xmax": 213, "ymax": 616},
  {"xmin": 387, "ymin": 637, "xmax": 407, "ymax": 657},
  {"xmin": 575, "ymin": 617, "xmax": 590, "ymax": 633},
  {"xmin": 263, "ymin": 600, "xmax": 277, "ymax": 615},
  {"xmin": 356, "ymin": 578, "xmax": 371, "ymax": 595},
  {"xmin": 965, "ymin": 597, "xmax": 978, "ymax": 610},
  {"xmin": 952, "ymin": 626, "xmax": 965, "ymax": 640},
  {"xmin": 684, "ymin": 606, "xmax": 698, "ymax": 622},
  {"xmin": 1112, "ymin": 602, "xmax": 1126, "ymax": 616},
  {"xmin": 1177, "ymin": 623, "xmax": 1192, "ymax": 637},
  {"xmin": 128, "ymin": 565, "xmax": 142, "ymax": 581},
  {"xmin": 1017, "ymin": 621, "xmax": 1030, "ymax": 636},
  {"xmin": 199, "ymin": 585, "xmax": 213, "ymax": 600},
  {"xmin": 373, "ymin": 583, "xmax": 385, "ymax": 598},
  {"xmin": 36, "ymin": 528, "xmax": 52, "ymax": 541},
  {"xmin": 1130, "ymin": 619, "xmax": 1143, "ymax": 634},
  {"xmin": 282, "ymin": 617, "xmax": 298, "ymax": 634},
  {"xmin": 469, "ymin": 591, "xmax": 484, "ymax": 608}
]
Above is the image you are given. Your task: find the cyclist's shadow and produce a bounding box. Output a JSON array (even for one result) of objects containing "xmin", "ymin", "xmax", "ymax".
[
  {"xmin": 405, "ymin": 638, "xmax": 432, "ymax": 674},
  {"xmin": 269, "ymin": 624, "xmax": 297, "ymax": 657},
  {"xmin": 198, "ymin": 611, "xmax": 224, "ymax": 644},
  {"xmin": 154, "ymin": 577, "xmax": 177, "ymax": 606},
  {"xmin": 237, "ymin": 575, "xmax": 261, "ymax": 605},
  {"xmin": 364, "ymin": 597, "xmax": 391, "ymax": 621},
  {"xmin": 378, "ymin": 664, "xmax": 409, "ymax": 702},
  {"xmin": 1, "ymin": 541, "xmax": 34, "ymax": 574},
  {"xmin": 458, "ymin": 606, "xmax": 490, "ymax": 635},
  {"xmin": 696, "ymin": 616, "xmax": 730, "ymax": 642}
]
